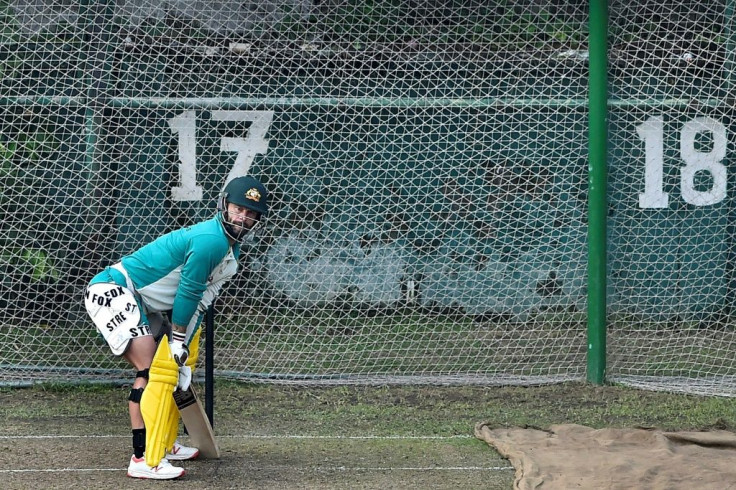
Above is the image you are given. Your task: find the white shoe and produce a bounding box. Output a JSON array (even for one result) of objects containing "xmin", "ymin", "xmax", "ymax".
[
  {"xmin": 127, "ymin": 455, "xmax": 186, "ymax": 480},
  {"xmin": 166, "ymin": 440, "xmax": 200, "ymax": 461}
]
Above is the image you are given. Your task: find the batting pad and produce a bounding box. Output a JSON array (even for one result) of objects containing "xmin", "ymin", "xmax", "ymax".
[
  {"xmin": 164, "ymin": 329, "xmax": 202, "ymax": 450},
  {"xmin": 186, "ymin": 329, "xmax": 201, "ymax": 369},
  {"xmin": 163, "ymin": 396, "xmax": 180, "ymax": 453},
  {"xmin": 141, "ymin": 335, "xmax": 179, "ymax": 467}
]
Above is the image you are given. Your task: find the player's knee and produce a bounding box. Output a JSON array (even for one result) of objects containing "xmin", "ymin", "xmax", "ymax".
[
  {"xmin": 128, "ymin": 369, "xmax": 150, "ymax": 402},
  {"xmin": 128, "ymin": 387, "xmax": 144, "ymax": 403}
]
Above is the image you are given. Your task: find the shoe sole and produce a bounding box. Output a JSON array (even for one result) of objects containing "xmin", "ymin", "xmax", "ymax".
[
  {"xmin": 127, "ymin": 469, "xmax": 186, "ymax": 480},
  {"xmin": 166, "ymin": 450, "xmax": 200, "ymax": 461},
  {"xmin": 166, "ymin": 453, "xmax": 199, "ymax": 461}
]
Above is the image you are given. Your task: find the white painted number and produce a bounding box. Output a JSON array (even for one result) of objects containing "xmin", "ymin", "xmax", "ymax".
[
  {"xmin": 169, "ymin": 110, "xmax": 202, "ymax": 201},
  {"xmin": 637, "ymin": 116, "xmax": 668, "ymax": 208},
  {"xmin": 680, "ymin": 117, "xmax": 727, "ymax": 206},
  {"xmin": 637, "ymin": 115, "xmax": 728, "ymax": 208},
  {"xmin": 168, "ymin": 110, "xmax": 274, "ymax": 201},
  {"xmin": 212, "ymin": 110, "xmax": 274, "ymax": 187}
]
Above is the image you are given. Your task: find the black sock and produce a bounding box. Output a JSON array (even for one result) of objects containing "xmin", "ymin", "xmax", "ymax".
[{"xmin": 132, "ymin": 428, "xmax": 146, "ymax": 459}]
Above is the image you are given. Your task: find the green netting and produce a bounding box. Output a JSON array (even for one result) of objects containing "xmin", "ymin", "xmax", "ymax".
[{"xmin": 0, "ymin": 1, "xmax": 733, "ymax": 396}]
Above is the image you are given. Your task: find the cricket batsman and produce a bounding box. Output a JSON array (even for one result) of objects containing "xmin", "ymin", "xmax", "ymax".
[{"xmin": 83, "ymin": 176, "xmax": 268, "ymax": 479}]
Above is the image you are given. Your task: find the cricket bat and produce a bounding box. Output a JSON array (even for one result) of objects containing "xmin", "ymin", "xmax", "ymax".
[{"xmin": 173, "ymin": 386, "xmax": 221, "ymax": 459}]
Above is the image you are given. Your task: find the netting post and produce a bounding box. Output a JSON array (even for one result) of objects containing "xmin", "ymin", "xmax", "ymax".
[
  {"xmin": 205, "ymin": 304, "xmax": 215, "ymax": 427},
  {"xmin": 587, "ymin": 0, "xmax": 608, "ymax": 385}
]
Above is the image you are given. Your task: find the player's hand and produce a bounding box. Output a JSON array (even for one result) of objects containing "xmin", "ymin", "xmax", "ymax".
[
  {"xmin": 177, "ymin": 365, "xmax": 192, "ymax": 391},
  {"xmin": 169, "ymin": 331, "xmax": 189, "ymax": 366}
]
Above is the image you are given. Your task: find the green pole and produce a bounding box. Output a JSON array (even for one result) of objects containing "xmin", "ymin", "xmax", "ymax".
[
  {"xmin": 587, "ymin": 0, "xmax": 608, "ymax": 385},
  {"xmin": 80, "ymin": 0, "xmax": 114, "ymax": 244},
  {"xmin": 726, "ymin": 0, "xmax": 736, "ymax": 94},
  {"xmin": 81, "ymin": 0, "xmax": 103, "ymax": 174}
]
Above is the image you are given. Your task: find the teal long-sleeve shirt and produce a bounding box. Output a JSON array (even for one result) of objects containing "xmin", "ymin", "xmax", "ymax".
[{"xmin": 121, "ymin": 215, "xmax": 240, "ymax": 334}]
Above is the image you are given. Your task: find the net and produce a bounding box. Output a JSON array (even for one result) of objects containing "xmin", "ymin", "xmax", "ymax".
[
  {"xmin": 607, "ymin": 0, "xmax": 736, "ymax": 395},
  {"xmin": 0, "ymin": 0, "xmax": 733, "ymax": 396}
]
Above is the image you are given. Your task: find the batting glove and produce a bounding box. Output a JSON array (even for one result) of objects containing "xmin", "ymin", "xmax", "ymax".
[
  {"xmin": 169, "ymin": 331, "xmax": 189, "ymax": 366},
  {"xmin": 177, "ymin": 365, "xmax": 192, "ymax": 391}
]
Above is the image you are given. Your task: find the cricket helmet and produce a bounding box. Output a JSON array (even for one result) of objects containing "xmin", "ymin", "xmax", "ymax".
[{"xmin": 218, "ymin": 176, "xmax": 269, "ymax": 241}]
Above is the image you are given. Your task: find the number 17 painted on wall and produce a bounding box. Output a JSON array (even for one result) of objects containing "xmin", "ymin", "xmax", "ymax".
[{"xmin": 168, "ymin": 110, "xmax": 274, "ymax": 201}]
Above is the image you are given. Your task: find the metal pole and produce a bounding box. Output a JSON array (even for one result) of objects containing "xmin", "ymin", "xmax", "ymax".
[
  {"xmin": 205, "ymin": 304, "xmax": 215, "ymax": 427},
  {"xmin": 587, "ymin": 0, "xmax": 608, "ymax": 385}
]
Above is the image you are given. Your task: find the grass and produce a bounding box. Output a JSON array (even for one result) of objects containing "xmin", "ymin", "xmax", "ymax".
[
  {"xmin": 3, "ymin": 380, "xmax": 732, "ymax": 436},
  {"xmin": 1, "ymin": 380, "xmax": 732, "ymax": 489},
  {"xmin": 2, "ymin": 310, "xmax": 734, "ymax": 385}
]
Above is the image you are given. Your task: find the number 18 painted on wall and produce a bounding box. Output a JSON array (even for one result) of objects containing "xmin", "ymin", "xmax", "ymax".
[{"xmin": 636, "ymin": 115, "xmax": 727, "ymax": 209}]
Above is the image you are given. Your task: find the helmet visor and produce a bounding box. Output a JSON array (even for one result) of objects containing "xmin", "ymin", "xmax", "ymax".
[{"xmin": 222, "ymin": 204, "xmax": 263, "ymax": 241}]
